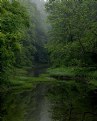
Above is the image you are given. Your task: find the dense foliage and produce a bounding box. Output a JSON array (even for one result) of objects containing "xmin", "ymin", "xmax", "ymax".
[
  {"xmin": 46, "ymin": 0, "xmax": 97, "ymax": 66},
  {"xmin": 18, "ymin": 0, "xmax": 48, "ymax": 66},
  {"xmin": 1, "ymin": 1, "xmax": 97, "ymax": 121},
  {"xmin": 0, "ymin": 0, "xmax": 48, "ymax": 83},
  {"xmin": 0, "ymin": 0, "xmax": 29, "ymax": 82}
]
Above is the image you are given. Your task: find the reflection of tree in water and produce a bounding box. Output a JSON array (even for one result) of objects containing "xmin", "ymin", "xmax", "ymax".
[
  {"xmin": 0, "ymin": 90, "xmax": 34, "ymax": 121},
  {"xmin": 0, "ymin": 83, "xmax": 51, "ymax": 121},
  {"xmin": 48, "ymin": 82, "xmax": 97, "ymax": 121},
  {"xmin": 25, "ymin": 83, "xmax": 51, "ymax": 121},
  {"xmin": 1, "ymin": 82, "xmax": 97, "ymax": 121},
  {"xmin": 0, "ymin": 93, "xmax": 7, "ymax": 121}
]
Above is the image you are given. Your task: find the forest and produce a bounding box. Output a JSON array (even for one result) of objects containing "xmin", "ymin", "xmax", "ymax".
[{"xmin": 0, "ymin": 0, "xmax": 97, "ymax": 121}]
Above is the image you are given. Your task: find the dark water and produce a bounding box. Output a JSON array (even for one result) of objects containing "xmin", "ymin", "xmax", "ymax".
[
  {"xmin": 0, "ymin": 81, "xmax": 97, "ymax": 121},
  {"xmin": 0, "ymin": 82, "xmax": 51, "ymax": 121},
  {"xmin": 27, "ymin": 65, "xmax": 48, "ymax": 77}
]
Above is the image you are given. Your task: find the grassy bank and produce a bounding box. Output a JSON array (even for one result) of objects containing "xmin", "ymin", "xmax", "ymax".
[
  {"xmin": 47, "ymin": 67, "xmax": 97, "ymax": 88},
  {"xmin": 1, "ymin": 66, "xmax": 97, "ymax": 92},
  {"xmin": 48, "ymin": 67, "xmax": 97, "ymax": 79},
  {"xmin": 7, "ymin": 67, "xmax": 55, "ymax": 90}
]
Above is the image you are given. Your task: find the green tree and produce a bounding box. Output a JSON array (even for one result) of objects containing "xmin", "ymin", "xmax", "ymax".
[
  {"xmin": 46, "ymin": 0, "xmax": 97, "ymax": 66},
  {"xmin": 0, "ymin": 0, "xmax": 29, "ymax": 83},
  {"xmin": 19, "ymin": 0, "xmax": 49, "ymax": 65}
]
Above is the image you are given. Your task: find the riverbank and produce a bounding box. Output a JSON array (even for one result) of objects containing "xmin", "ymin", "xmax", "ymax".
[
  {"xmin": 47, "ymin": 67, "xmax": 97, "ymax": 88},
  {"xmin": 7, "ymin": 67, "xmax": 55, "ymax": 90},
  {"xmin": 11, "ymin": 66, "xmax": 97, "ymax": 89},
  {"xmin": 1, "ymin": 66, "xmax": 97, "ymax": 92},
  {"xmin": 1, "ymin": 67, "xmax": 97, "ymax": 121}
]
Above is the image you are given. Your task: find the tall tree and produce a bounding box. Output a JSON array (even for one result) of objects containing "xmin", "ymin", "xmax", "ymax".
[
  {"xmin": 0, "ymin": 0, "xmax": 29, "ymax": 82},
  {"xmin": 46, "ymin": 0, "xmax": 97, "ymax": 66}
]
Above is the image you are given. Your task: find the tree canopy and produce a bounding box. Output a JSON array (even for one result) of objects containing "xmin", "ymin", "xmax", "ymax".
[
  {"xmin": 0, "ymin": 0, "xmax": 48, "ymax": 83},
  {"xmin": 0, "ymin": 0, "xmax": 29, "ymax": 82},
  {"xmin": 46, "ymin": 0, "xmax": 97, "ymax": 66}
]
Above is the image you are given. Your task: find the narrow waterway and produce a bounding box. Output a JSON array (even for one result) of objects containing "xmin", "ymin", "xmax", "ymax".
[
  {"xmin": 0, "ymin": 67, "xmax": 97, "ymax": 121},
  {"xmin": 24, "ymin": 83, "xmax": 51, "ymax": 121}
]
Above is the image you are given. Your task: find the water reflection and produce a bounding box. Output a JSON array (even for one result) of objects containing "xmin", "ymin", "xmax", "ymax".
[
  {"xmin": 0, "ymin": 83, "xmax": 51, "ymax": 121},
  {"xmin": 0, "ymin": 81, "xmax": 97, "ymax": 121},
  {"xmin": 48, "ymin": 81, "xmax": 97, "ymax": 121}
]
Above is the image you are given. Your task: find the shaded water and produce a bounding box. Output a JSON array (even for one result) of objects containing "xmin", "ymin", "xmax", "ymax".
[
  {"xmin": 27, "ymin": 65, "xmax": 48, "ymax": 77},
  {"xmin": 1, "ymin": 67, "xmax": 97, "ymax": 121},
  {"xmin": 0, "ymin": 82, "xmax": 51, "ymax": 121}
]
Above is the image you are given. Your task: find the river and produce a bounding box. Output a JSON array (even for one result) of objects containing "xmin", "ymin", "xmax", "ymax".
[{"xmin": 0, "ymin": 67, "xmax": 97, "ymax": 121}]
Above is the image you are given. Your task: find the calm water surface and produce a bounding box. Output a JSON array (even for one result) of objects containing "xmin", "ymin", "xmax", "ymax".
[{"xmin": 1, "ymin": 80, "xmax": 97, "ymax": 121}]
